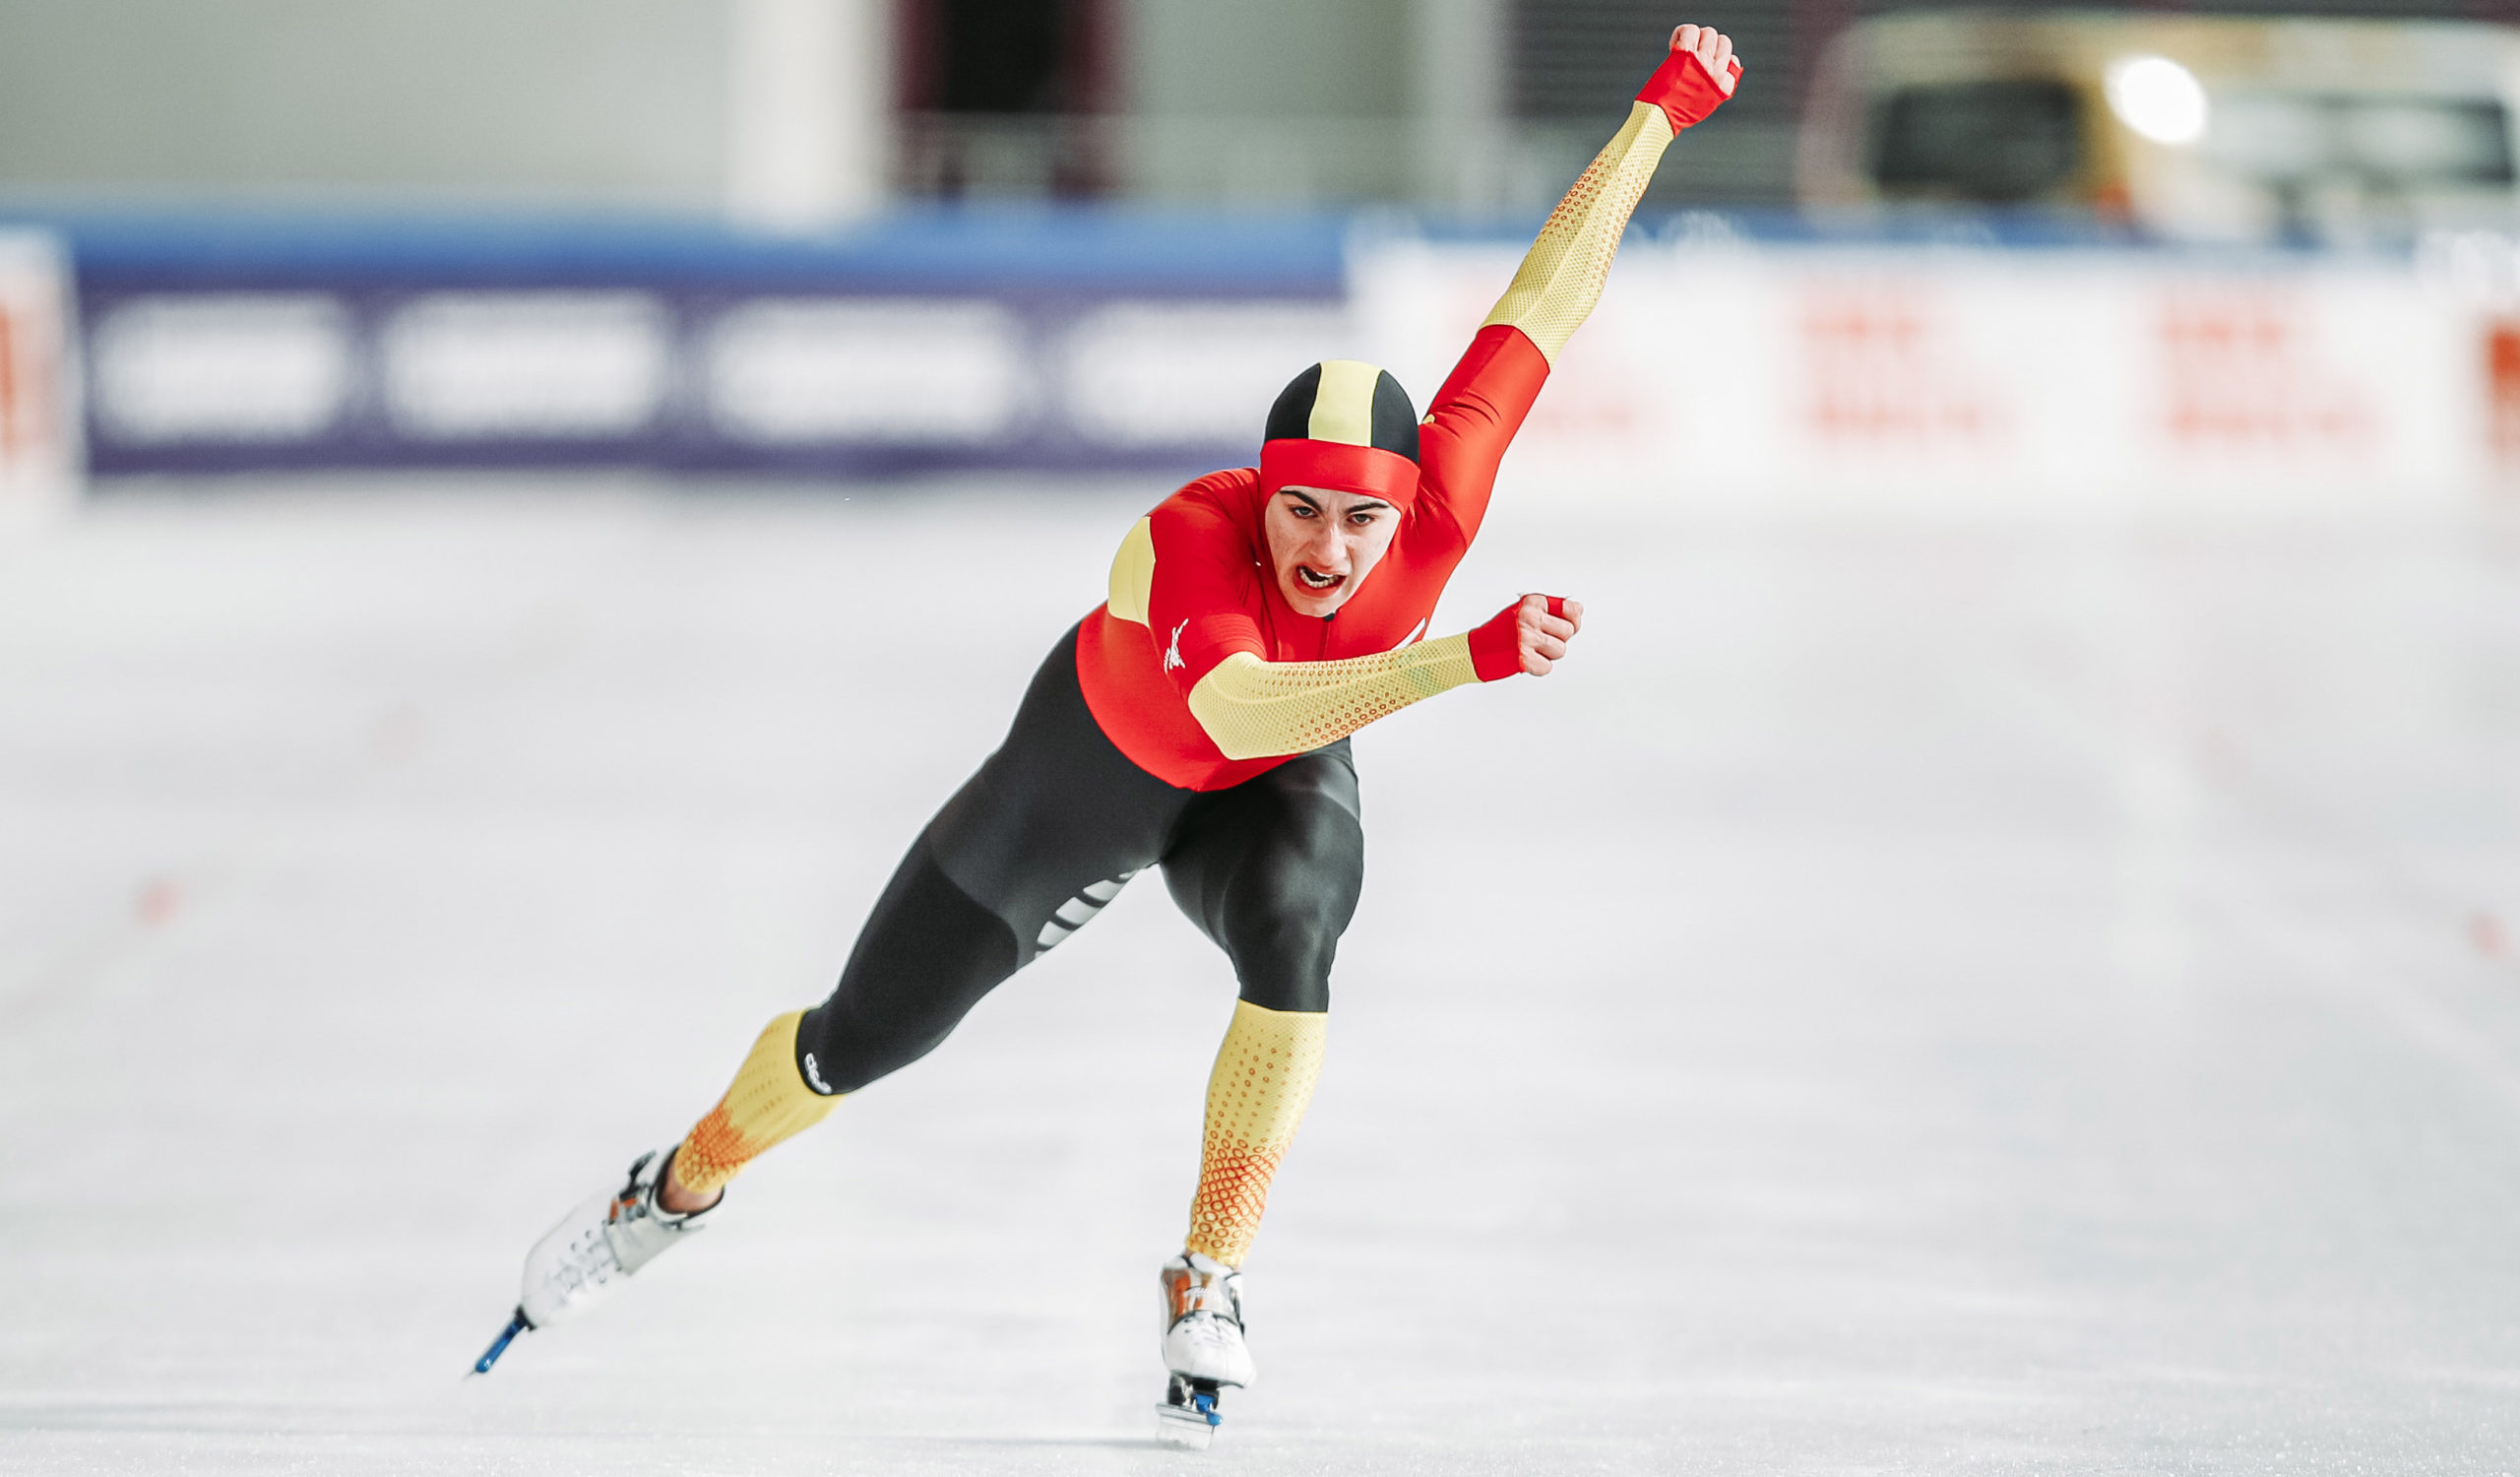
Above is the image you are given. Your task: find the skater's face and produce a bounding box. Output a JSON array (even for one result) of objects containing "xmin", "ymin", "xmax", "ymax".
[{"xmin": 1264, "ymin": 485, "xmax": 1400, "ymax": 617}]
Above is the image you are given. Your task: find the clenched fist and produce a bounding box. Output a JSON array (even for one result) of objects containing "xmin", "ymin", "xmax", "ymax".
[
  {"xmin": 1509, "ymin": 593, "xmax": 1583, "ymax": 676},
  {"xmin": 1469, "ymin": 594, "xmax": 1586, "ymax": 681},
  {"xmin": 1669, "ymin": 25, "xmax": 1739, "ymax": 96}
]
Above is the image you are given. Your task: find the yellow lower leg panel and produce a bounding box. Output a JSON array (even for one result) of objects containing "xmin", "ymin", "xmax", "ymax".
[
  {"xmin": 673, "ymin": 1010, "xmax": 838, "ymax": 1197},
  {"xmin": 1185, "ymin": 999, "xmax": 1328, "ymax": 1267}
]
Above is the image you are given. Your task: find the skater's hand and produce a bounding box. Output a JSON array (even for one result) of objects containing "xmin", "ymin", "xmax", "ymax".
[
  {"xmin": 1512, "ymin": 594, "xmax": 1582, "ymax": 676},
  {"xmin": 1468, "ymin": 595, "xmax": 1583, "ymax": 680},
  {"xmin": 1669, "ymin": 25, "xmax": 1739, "ymax": 97}
]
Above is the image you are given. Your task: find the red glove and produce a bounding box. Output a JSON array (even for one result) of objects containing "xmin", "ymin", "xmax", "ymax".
[
  {"xmin": 1468, "ymin": 596, "xmax": 1570, "ymax": 682},
  {"xmin": 1638, "ymin": 45, "xmax": 1741, "ymax": 133}
]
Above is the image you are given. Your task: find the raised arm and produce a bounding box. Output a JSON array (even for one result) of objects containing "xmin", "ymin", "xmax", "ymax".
[
  {"xmin": 1417, "ymin": 25, "xmax": 1742, "ymax": 541},
  {"xmin": 1483, "ymin": 25, "xmax": 1738, "ymax": 363}
]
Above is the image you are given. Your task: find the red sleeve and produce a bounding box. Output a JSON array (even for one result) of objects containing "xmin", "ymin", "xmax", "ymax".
[
  {"xmin": 1637, "ymin": 46, "xmax": 1740, "ymax": 135},
  {"xmin": 1142, "ymin": 476, "xmax": 1269, "ymax": 697},
  {"xmin": 1413, "ymin": 322, "xmax": 1552, "ymax": 549}
]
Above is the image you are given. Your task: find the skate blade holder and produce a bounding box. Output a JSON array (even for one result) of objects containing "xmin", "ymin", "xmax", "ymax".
[{"xmin": 1157, "ymin": 1375, "xmax": 1224, "ymax": 1450}]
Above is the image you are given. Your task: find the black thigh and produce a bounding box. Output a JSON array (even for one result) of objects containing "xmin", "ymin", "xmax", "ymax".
[
  {"xmin": 795, "ymin": 624, "xmax": 1192, "ymax": 1095},
  {"xmin": 1161, "ymin": 740, "xmax": 1363, "ymax": 1014}
]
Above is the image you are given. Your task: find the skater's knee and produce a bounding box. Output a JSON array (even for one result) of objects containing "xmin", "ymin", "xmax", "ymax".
[
  {"xmin": 1232, "ymin": 954, "xmax": 1331, "ymax": 1013},
  {"xmin": 794, "ymin": 996, "xmax": 958, "ymax": 1096},
  {"xmin": 1220, "ymin": 810, "xmax": 1358, "ymax": 1014},
  {"xmin": 1224, "ymin": 875, "xmax": 1352, "ymax": 1013},
  {"xmin": 792, "ymin": 1000, "xmax": 867, "ymax": 1095}
]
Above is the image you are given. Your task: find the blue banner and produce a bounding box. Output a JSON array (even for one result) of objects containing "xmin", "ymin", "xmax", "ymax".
[{"xmin": 28, "ymin": 207, "xmax": 1354, "ymax": 477}]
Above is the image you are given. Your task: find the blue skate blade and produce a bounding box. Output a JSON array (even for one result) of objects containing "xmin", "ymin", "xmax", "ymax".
[{"xmin": 469, "ymin": 1309, "xmax": 530, "ymax": 1376}]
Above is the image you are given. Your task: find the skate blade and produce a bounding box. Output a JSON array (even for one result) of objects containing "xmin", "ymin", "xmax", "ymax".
[
  {"xmin": 468, "ymin": 1309, "xmax": 531, "ymax": 1377},
  {"xmin": 1157, "ymin": 1376, "xmax": 1222, "ymax": 1449},
  {"xmin": 1154, "ymin": 1402, "xmax": 1215, "ymax": 1450}
]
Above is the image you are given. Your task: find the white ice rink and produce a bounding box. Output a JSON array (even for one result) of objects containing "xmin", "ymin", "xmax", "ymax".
[{"xmin": 3, "ymin": 477, "xmax": 2517, "ymax": 1474}]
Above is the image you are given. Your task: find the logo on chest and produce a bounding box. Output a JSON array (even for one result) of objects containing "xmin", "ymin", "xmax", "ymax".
[{"xmin": 1165, "ymin": 620, "xmax": 1188, "ymax": 673}]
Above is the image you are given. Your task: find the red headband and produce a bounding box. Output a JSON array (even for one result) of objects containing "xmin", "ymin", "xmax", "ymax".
[{"xmin": 1259, "ymin": 438, "xmax": 1420, "ymax": 508}]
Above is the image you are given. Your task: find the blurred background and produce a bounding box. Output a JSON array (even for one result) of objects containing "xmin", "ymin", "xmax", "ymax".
[
  {"xmin": 7, "ymin": 5, "xmax": 2520, "ymax": 1473},
  {"xmin": 8, "ymin": 0, "xmax": 2520, "ymax": 497}
]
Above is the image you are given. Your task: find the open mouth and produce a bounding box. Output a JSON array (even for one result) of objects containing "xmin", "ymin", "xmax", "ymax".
[{"xmin": 1293, "ymin": 564, "xmax": 1347, "ymax": 594}]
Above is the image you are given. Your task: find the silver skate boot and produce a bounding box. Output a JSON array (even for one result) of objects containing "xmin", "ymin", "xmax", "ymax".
[
  {"xmin": 470, "ymin": 1147, "xmax": 714, "ymax": 1374},
  {"xmin": 1155, "ymin": 1252, "xmax": 1253, "ymax": 1447}
]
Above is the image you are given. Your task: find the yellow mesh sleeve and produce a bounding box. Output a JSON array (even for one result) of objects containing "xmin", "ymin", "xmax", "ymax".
[
  {"xmin": 1186, "ymin": 999, "xmax": 1328, "ymax": 1268},
  {"xmin": 1480, "ymin": 99, "xmax": 1676, "ymax": 364},
  {"xmin": 1107, "ymin": 516, "xmax": 1156, "ymax": 624},
  {"xmin": 1185, "ymin": 634, "xmax": 1480, "ymax": 761},
  {"xmin": 674, "ymin": 1010, "xmax": 839, "ymax": 1197}
]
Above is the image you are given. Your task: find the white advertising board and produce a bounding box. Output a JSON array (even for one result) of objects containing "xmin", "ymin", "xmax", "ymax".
[
  {"xmin": 1354, "ymin": 237, "xmax": 2489, "ymax": 512},
  {"xmin": 0, "ymin": 231, "xmax": 82, "ymax": 531}
]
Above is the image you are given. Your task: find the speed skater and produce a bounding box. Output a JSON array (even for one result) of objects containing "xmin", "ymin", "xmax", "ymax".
[{"xmin": 474, "ymin": 21, "xmax": 1744, "ymax": 1447}]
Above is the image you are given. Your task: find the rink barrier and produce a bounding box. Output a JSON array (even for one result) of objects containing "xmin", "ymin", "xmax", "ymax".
[
  {"xmin": 41, "ymin": 207, "xmax": 1354, "ymax": 477},
  {"xmin": 1355, "ymin": 225, "xmax": 2517, "ymax": 507},
  {"xmin": 9, "ymin": 205, "xmax": 2519, "ymax": 499}
]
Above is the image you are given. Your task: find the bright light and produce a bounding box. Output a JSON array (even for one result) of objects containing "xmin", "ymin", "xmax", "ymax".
[{"xmin": 2106, "ymin": 54, "xmax": 2209, "ymax": 146}]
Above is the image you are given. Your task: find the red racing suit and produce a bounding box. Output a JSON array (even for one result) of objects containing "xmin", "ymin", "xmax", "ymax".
[{"xmin": 1079, "ymin": 44, "xmax": 1738, "ymax": 792}]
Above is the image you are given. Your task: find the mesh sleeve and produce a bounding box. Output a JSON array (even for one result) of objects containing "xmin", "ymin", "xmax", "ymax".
[
  {"xmin": 1185, "ymin": 635, "xmax": 1482, "ymax": 761},
  {"xmin": 1479, "ymin": 100, "xmax": 1675, "ymax": 365},
  {"xmin": 1185, "ymin": 999, "xmax": 1327, "ymax": 1267}
]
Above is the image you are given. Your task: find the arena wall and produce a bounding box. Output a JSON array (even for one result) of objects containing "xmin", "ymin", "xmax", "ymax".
[
  {"xmin": 18, "ymin": 208, "xmax": 2516, "ymax": 507},
  {"xmin": 1357, "ymin": 234, "xmax": 2500, "ymax": 510}
]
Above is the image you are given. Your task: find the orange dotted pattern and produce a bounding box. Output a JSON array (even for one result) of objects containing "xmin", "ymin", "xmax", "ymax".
[
  {"xmin": 673, "ymin": 1010, "xmax": 838, "ymax": 1196},
  {"xmin": 678, "ymin": 1101, "xmax": 746, "ymax": 1188},
  {"xmin": 1481, "ymin": 100, "xmax": 1675, "ymax": 364},
  {"xmin": 1187, "ymin": 636, "xmax": 1478, "ymax": 762},
  {"xmin": 1185, "ymin": 1001, "xmax": 1328, "ymax": 1267}
]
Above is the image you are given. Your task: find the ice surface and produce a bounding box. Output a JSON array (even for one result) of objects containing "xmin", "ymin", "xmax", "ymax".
[{"xmin": 2, "ymin": 476, "xmax": 2517, "ymax": 1474}]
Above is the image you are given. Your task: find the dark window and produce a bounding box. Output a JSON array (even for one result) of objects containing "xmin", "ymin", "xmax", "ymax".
[
  {"xmin": 933, "ymin": 0, "xmax": 1069, "ymax": 113},
  {"xmin": 905, "ymin": 0, "xmax": 1104, "ymax": 114},
  {"xmin": 896, "ymin": 0, "xmax": 1110, "ymax": 198},
  {"xmin": 1869, "ymin": 80, "xmax": 2084, "ymax": 203}
]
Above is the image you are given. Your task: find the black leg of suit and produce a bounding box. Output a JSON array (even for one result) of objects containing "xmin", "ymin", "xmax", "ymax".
[{"xmin": 793, "ymin": 624, "xmax": 1364, "ymax": 1095}]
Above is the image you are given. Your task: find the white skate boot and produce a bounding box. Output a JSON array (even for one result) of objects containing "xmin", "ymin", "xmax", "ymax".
[
  {"xmin": 1155, "ymin": 1252, "xmax": 1253, "ymax": 1448},
  {"xmin": 470, "ymin": 1147, "xmax": 714, "ymax": 1374}
]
